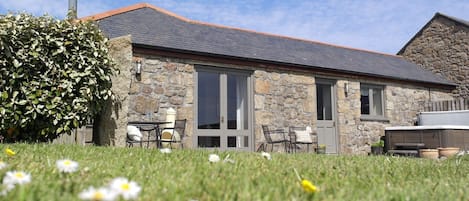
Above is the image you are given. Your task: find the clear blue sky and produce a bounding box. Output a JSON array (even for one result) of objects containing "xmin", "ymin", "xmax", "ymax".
[{"xmin": 1, "ymin": 0, "xmax": 468, "ymax": 54}]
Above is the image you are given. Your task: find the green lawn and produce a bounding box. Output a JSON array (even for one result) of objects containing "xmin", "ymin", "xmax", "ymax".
[{"xmin": 0, "ymin": 143, "xmax": 468, "ymax": 201}]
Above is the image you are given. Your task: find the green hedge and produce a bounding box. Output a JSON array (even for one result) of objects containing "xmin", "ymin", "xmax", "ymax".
[{"xmin": 0, "ymin": 13, "xmax": 117, "ymax": 142}]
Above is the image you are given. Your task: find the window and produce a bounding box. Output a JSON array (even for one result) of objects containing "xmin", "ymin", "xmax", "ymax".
[{"xmin": 360, "ymin": 84, "xmax": 384, "ymax": 118}]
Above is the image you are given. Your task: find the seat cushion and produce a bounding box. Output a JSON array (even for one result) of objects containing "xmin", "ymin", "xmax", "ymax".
[
  {"xmin": 160, "ymin": 130, "xmax": 180, "ymax": 142},
  {"xmin": 294, "ymin": 130, "xmax": 313, "ymax": 143},
  {"xmin": 269, "ymin": 133, "xmax": 285, "ymax": 142},
  {"xmin": 127, "ymin": 125, "xmax": 142, "ymax": 141}
]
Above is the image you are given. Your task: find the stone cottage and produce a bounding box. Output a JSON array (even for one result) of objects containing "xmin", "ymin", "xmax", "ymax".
[
  {"xmin": 84, "ymin": 3, "xmax": 455, "ymax": 154},
  {"xmin": 398, "ymin": 12, "xmax": 469, "ymax": 98}
]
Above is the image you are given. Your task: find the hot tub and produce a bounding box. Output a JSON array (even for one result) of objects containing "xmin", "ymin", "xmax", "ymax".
[
  {"xmin": 419, "ymin": 110, "xmax": 469, "ymax": 126},
  {"xmin": 384, "ymin": 125, "xmax": 469, "ymax": 151}
]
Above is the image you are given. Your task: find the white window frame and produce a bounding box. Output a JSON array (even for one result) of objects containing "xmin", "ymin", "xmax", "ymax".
[{"xmin": 360, "ymin": 84, "xmax": 386, "ymax": 120}]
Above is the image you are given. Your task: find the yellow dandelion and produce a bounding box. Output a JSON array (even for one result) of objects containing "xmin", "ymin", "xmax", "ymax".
[
  {"xmin": 301, "ymin": 179, "xmax": 318, "ymax": 193},
  {"xmin": 5, "ymin": 148, "xmax": 15, "ymax": 157},
  {"xmin": 294, "ymin": 168, "xmax": 319, "ymax": 194}
]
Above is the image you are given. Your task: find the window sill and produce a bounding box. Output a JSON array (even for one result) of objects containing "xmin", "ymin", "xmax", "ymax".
[{"xmin": 360, "ymin": 115, "xmax": 389, "ymax": 122}]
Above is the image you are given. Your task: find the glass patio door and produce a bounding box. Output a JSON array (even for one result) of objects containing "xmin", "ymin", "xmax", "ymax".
[{"xmin": 195, "ymin": 67, "xmax": 252, "ymax": 151}]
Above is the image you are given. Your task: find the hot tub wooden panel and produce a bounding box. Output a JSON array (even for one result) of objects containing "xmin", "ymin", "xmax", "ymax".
[{"xmin": 385, "ymin": 126, "xmax": 469, "ymax": 151}]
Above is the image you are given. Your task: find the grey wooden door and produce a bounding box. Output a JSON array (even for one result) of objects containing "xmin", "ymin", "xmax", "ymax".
[
  {"xmin": 194, "ymin": 66, "xmax": 253, "ymax": 151},
  {"xmin": 316, "ymin": 80, "xmax": 338, "ymax": 154}
]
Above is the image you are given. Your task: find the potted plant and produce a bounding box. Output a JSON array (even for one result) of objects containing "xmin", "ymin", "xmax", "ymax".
[
  {"xmin": 317, "ymin": 144, "xmax": 326, "ymax": 154},
  {"xmin": 370, "ymin": 140, "xmax": 384, "ymax": 155},
  {"xmin": 437, "ymin": 147, "xmax": 460, "ymax": 158}
]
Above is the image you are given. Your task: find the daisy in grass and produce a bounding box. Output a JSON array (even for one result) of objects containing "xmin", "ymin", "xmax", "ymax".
[
  {"xmin": 208, "ymin": 154, "xmax": 220, "ymax": 163},
  {"xmin": 56, "ymin": 159, "xmax": 79, "ymax": 173},
  {"xmin": 3, "ymin": 171, "xmax": 31, "ymax": 186},
  {"xmin": 159, "ymin": 148, "xmax": 172, "ymax": 154},
  {"xmin": 109, "ymin": 177, "xmax": 141, "ymax": 200},
  {"xmin": 0, "ymin": 161, "xmax": 7, "ymax": 170},
  {"xmin": 79, "ymin": 186, "xmax": 117, "ymax": 201},
  {"xmin": 4, "ymin": 148, "xmax": 15, "ymax": 157},
  {"xmin": 261, "ymin": 152, "xmax": 272, "ymax": 160}
]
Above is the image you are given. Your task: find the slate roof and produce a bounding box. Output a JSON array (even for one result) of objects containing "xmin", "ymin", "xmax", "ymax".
[
  {"xmin": 84, "ymin": 3, "xmax": 454, "ymax": 87},
  {"xmin": 399, "ymin": 12, "xmax": 469, "ymax": 55}
]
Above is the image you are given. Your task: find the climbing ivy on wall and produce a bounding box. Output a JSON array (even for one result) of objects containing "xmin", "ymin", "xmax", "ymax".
[{"xmin": 0, "ymin": 13, "xmax": 117, "ymax": 142}]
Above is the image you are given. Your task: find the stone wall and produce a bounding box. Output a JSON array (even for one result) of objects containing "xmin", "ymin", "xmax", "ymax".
[
  {"xmin": 336, "ymin": 79, "xmax": 453, "ymax": 154},
  {"xmin": 336, "ymin": 80, "xmax": 361, "ymax": 154},
  {"xmin": 124, "ymin": 56, "xmax": 318, "ymax": 150},
  {"xmin": 254, "ymin": 70, "xmax": 316, "ymax": 150},
  {"xmin": 128, "ymin": 54, "xmax": 194, "ymax": 146},
  {"xmin": 400, "ymin": 16, "xmax": 469, "ymax": 98},
  {"xmin": 118, "ymin": 52, "xmax": 453, "ymax": 153},
  {"xmin": 94, "ymin": 35, "xmax": 132, "ymax": 146}
]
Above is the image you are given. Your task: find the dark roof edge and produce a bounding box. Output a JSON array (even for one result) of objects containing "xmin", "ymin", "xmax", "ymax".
[
  {"xmin": 133, "ymin": 43, "xmax": 456, "ymax": 89},
  {"xmin": 398, "ymin": 12, "xmax": 469, "ymax": 55}
]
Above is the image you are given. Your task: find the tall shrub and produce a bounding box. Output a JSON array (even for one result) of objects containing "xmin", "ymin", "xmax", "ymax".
[{"xmin": 0, "ymin": 13, "xmax": 116, "ymax": 142}]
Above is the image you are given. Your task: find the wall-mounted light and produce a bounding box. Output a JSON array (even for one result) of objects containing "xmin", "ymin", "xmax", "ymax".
[
  {"xmin": 344, "ymin": 83, "xmax": 349, "ymax": 97},
  {"xmin": 136, "ymin": 59, "xmax": 142, "ymax": 75}
]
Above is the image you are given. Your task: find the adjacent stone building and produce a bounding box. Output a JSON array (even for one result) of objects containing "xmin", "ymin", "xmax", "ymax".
[
  {"xmin": 85, "ymin": 3, "xmax": 455, "ymax": 154},
  {"xmin": 398, "ymin": 12, "xmax": 469, "ymax": 98}
]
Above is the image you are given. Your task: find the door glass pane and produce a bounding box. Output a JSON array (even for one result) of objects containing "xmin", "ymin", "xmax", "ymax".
[
  {"xmin": 317, "ymin": 85, "xmax": 324, "ymax": 120},
  {"xmin": 198, "ymin": 136, "xmax": 220, "ymax": 147},
  {"xmin": 227, "ymin": 74, "xmax": 248, "ymax": 130},
  {"xmin": 198, "ymin": 72, "xmax": 220, "ymax": 129},
  {"xmin": 317, "ymin": 84, "xmax": 332, "ymax": 120},
  {"xmin": 227, "ymin": 136, "xmax": 249, "ymax": 148},
  {"xmin": 372, "ymin": 88, "xmax": 383, "ymax": 115},
  {"xmin": 360, "ymin": 88, "xmax": 370, "ymax": 115},
  {"xmin": 227, "ymin": 136, "xmax": 237, "ymax": 147},
  {"xmin": 323, "ymin": 85, "xmax": 332, "ymax": 120}
]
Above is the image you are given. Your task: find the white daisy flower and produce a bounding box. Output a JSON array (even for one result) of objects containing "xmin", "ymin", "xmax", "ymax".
[
  {"xmin": 0, "ymin": 161, "xmax": 7, "ymax": 170},
  {"xmin": 56, "ymin": 159, "xmax": 79, "ymax": 173},
  {"xmin": 208, "ymin": 154, "xmax": 220, "ymax": 163},
  {"xmin": 159, "ymin": 148, "xmax": 172, "ymax": 154},
  {"xmin": 79, "ymin": 186, "xmax": 117, "ymax": 201},
  {"xmin": 3, "ymin": 171, "xmax": 31, "ymax": 185},
  {"xmin": 261, "ymin": 152, "xmax": 272, "ymax": 160},
  {"xmin": 109, "ymin": 177, "xmax": 141, "ymax": 200}
]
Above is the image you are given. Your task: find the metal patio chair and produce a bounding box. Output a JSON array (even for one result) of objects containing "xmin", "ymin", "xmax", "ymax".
[
  {"xmin": 289, "ymin": 126, "xmax": 318, "ymax": 153},
  {"xmin": 261, "ymin": 125, "xmax": 290, "ymax": 152},
  {"xmin": 126, "ymin": 124, "xmax": 159, "ymax": 148},
  {"xmin": 158, "ymin": 119, "xmax": 187, "ymax": 149}
]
